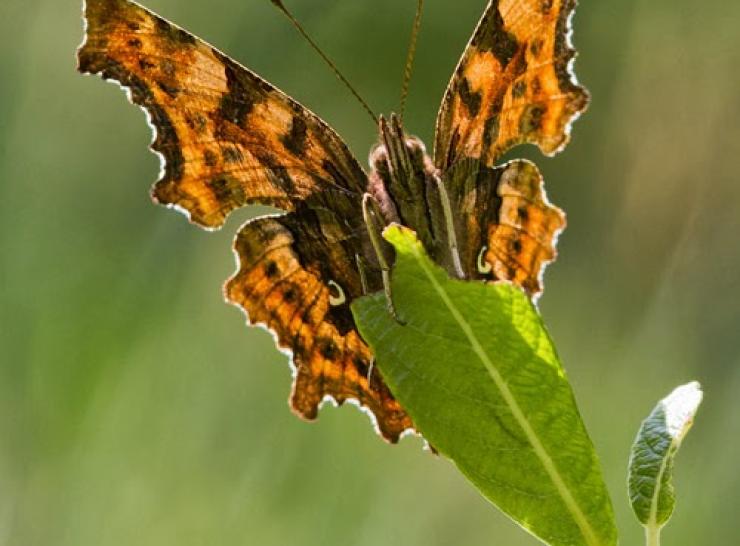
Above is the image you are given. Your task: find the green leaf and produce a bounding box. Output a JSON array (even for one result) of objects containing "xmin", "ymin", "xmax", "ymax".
[
  {"xmin": 351, "ymin": 226, "xmax": 617, "ymax": 546},
  {"xmin": 627, "ymin": 382, "xmax": 703, "ymax": 543}
]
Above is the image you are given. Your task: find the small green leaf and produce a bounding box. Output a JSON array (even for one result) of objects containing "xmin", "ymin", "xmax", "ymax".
[
  {"xmin": 627, "ymin": 382, "xmax": 703, "ymax": 543},
  {"xmin": 351, "ymin": 226, "xmax": 617, "ymax": 546}
]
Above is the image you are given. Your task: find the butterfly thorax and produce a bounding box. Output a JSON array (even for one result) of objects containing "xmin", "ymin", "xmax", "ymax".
[{"xmin": 367, "ymin": 114, "xmax": 453, "ymax": 273}]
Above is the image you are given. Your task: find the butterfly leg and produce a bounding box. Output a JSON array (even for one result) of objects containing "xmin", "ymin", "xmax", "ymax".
[
  {"xmin": 434, "ymin": 176, "xmax": 465, "ymax": 279},
  {"xmin": 362, "ymin": 193, "xmax": 405, "ymax": 324},
  {"xmin": 355, "ymin": 251, "xmax": 383, "ymax": 383},
  {"xmin": 354, "ymin": 253, "xmax": 370, "ymax": 295}
]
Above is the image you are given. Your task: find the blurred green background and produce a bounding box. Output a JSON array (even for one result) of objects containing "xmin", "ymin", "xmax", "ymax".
[{"xmin": 1, "ymin": 0, "xmax": 738, "ymax": 544}]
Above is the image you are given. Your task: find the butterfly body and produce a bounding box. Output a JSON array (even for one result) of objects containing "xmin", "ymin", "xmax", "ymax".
[
  {"xmin": 78, "ymin": 0, "xmax": 586, "ymax": 441},
  {"xmin": 366, "ymin": 114, "xmax": 456, "ymax": 282}
]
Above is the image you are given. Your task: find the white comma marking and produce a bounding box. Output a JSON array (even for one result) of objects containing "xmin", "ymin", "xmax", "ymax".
[
  {"xmin": 328, "ymin": 280, "xmax": 347, "ymax": 306},
  {"xmin": 477, "ymin": 246, "xmax": 492, "ymax": 274}
]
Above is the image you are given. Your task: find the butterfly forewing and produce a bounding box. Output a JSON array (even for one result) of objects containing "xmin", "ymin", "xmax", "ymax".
[
  {"xmin": 78, "ymin": 0, "xmax": 367, "ymax": 228},
  {"xmin": 434, "ymin": 0, "xmax": 589, "ymax": 170}
]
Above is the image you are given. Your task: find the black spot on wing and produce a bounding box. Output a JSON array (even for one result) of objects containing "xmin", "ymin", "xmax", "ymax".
[
  {"xmin": 317, "ymin": 338, "xmax": 338, "ymax": 360},
  {"xmin": 482, "ymin": 115, "xmax": 501, "ymax": 153},
  {"xmin": 283, "ymin": 284, "xmax": 298, "ymax": 303},
  {"xmin": 185, "ymin": 112, "xmax": 208, "ymax": 133},
  {"xmin": 480, "ymin": 93, "xmax": 505, "ymax": 155},
  {"xmin": 138, "ymin": 58, "xmax": 155, "ymax": 71},
  {"xmin": 264, "ymin": 260, "xmax": 279, "ymax": 279},
  {"xmin": 519, "ymin": 103, "xmax": 546, "ymax": 134},
  {"xmin": 473, "ymin": 3, "xmax": 519, "ymax": 68},
  {"xmin": 457, "ymin": 78, "xmax": 482, "ymax": 117},
  {"xmin": 512, "ymin": 80, "xmax": 527, "ymax": 99},
  {"xmin": 352, "ymin": 356, "xmax": 370, "ymax": 378},
  {"xmin": 204, "ymin": 149, "xmax": 217, "ymax": 167},
  {"xmin": 206, "ymin": 176, "xmax": 246, "ymax": 205},
  {"xmin": 216, "ymin": 53, "xmax": 271, "ymax": 125},
  {"xmin": 280, "ymin": 116, "xmax": 309, "ymax": 157},
  {"xmin": 326, "ymin": 305, "xmax": 358, "ymax": 337},
  {"xmin": 206, "ymin": 177, "xmax": 230, "ymax": 202}
]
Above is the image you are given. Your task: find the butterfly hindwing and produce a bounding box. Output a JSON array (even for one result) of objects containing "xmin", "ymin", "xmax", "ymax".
[
  {"xmin": 445, "ymin": 158, "xmax": 565, "ymax": 296},
  {"xmin": 434, "ymin": 0, "xmax": 589, "ymax": 170},
  {"xmin": 224, "ymin": 191, "xmax": 412, "ymax": 441},
  {"xmin": 78, "ymin": 0, "xmax": 367, "ymax": 228}
]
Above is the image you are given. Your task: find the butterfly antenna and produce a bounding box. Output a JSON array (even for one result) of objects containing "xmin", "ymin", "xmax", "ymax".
[
  {"xmin": 270, "ymin": 0, "xmax": 378, "ymax": 124},
  {"xmin": 399, "ymin": 0, "xmax": 424, "ymax": 122}
]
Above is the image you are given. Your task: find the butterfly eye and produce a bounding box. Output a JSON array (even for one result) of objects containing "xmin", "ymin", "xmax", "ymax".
[
  {"xmin": 368, "ymin": 143, "xmax": 389, "ymax": 170},
  {"xmin": 328, "ymin": 280, "xmax": 347, "ymax": 306},
  {"xmin": 477, "ymin": 246, "xmax": 492, "ymax": 275}
]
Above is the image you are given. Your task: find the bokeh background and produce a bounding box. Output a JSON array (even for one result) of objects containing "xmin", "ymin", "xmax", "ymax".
[{"xmin": 1, "ymin": 0, "xmax": 739, "ymax": 544}]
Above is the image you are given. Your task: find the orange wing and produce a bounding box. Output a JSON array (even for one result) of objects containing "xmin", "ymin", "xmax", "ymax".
[
  {"xmin": 444, "ymin": 159, "xmax": 565, "ymax": 297},
  {"xmin": 78, "ymin": 0, "xmax": 367, "ymax": 228},
  {"xmin": 434, "ymin": 0, "xmax": 589, "ymax": 170},
  {"xmin": 225, "ymin": 191, "xmax": 412, "ymax": 442}
]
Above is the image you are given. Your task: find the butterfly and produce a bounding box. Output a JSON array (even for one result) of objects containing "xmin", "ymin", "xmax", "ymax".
[{"xmin": 77, "ymin": 0, "xmax": 588, "ymax": 442}]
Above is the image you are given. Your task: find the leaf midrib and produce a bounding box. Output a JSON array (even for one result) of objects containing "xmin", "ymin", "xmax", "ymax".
[
  {"xmin": 645, "ymin": 456, "xmax": 669, "ymax": 542},
  {"xmin": 647, "ymin": 432, "xmax": 675, "ymax": 530},
  {"xmin": 409, "ymin": 243, "xmax": 603, "ymax": 546}
]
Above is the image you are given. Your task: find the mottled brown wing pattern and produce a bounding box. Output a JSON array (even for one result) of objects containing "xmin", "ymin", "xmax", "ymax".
[
  {"xmin": 76, "ymin": 0, "xmax": 579, "ymax": 442},
  {"xmin": 445, "ymin": 159, "xmax": 565, "ymax": 296},
  {"xmin": 77, "ymin": 0, "xmax": 413, "ymax": 440},
  {"xmin": 434, "ymin": 0, "xmax": 589, "ymax": 170},
  {"xmin": 77, "ymin": 0, "xmax": 367, "ymax": 228},
  {"xmin": 225, "ymin": 191, "xmax": 412, "ymax": 441}
]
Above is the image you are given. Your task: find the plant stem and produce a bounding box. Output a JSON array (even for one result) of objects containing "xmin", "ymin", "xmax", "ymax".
[{"xmin": 645, "ymin": 524, "xmax": 661, "ymax": 546}]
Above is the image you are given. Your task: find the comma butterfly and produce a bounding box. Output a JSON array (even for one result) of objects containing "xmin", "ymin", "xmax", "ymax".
[{"xmin": 77, "ymin": 0, "xmax": 587, "ymax": 441}]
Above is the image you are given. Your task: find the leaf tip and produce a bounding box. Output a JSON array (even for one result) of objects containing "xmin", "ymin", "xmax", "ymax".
[
  {"xmin": 382, "ymin": 223, "xmax": 421, "ymax": 254},
  {"xmin": 661, "ymin": 381, "xmax": 703, "ymax": 442}
]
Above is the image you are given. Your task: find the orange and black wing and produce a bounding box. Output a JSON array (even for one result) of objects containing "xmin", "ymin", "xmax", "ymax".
[
  {"xmin": 78, "ymin": 0, "xmax": 367, "ymax": 228},
  {"xmin": 434, "ymin": 0, "xmax": 589, "ymax": 170},
  {"xmin": 77, "ymin": 0, "xmax": 413, "ymax": 441},
  {"xmin": 444, "ymin": 159, "xmax": 565, "ymax": 297},
  {"xmin": 225, "ymin": 191, "xmax": 412, "ymax": 441}
]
